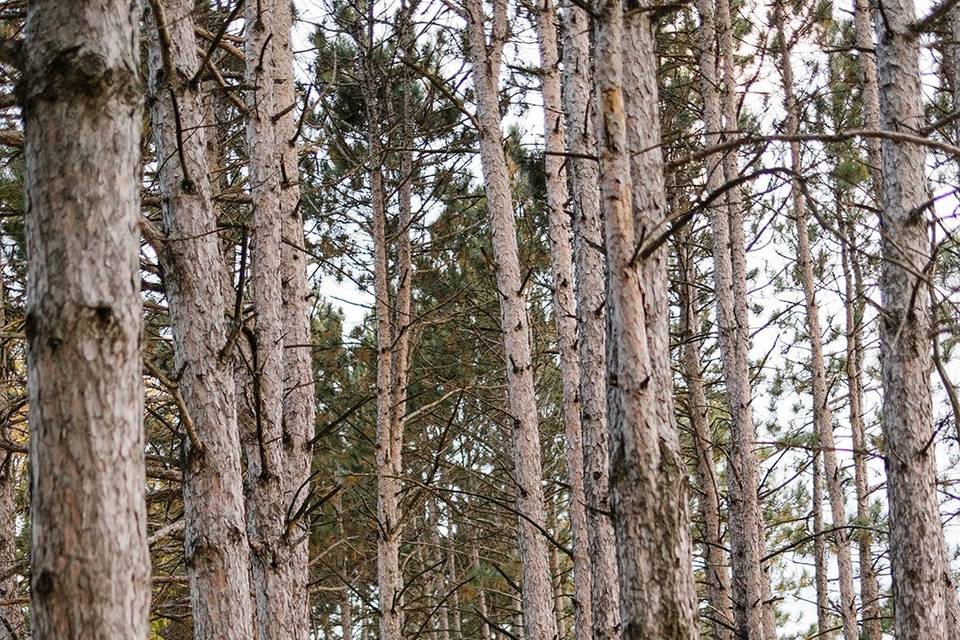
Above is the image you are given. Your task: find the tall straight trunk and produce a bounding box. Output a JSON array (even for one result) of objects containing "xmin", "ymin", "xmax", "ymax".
[
  {"xmin": 462, "ymin": 2, "xmax": 557, "ymax": 638},
  {"xmin": 839, "ymin": 217, "xmax": 882, "ymax": 640},
  {"xmin": 873, "ymin": 1, "xmax": 960, "ymax": 636},
  {"xmin": 532, "ymin": 3, "xmax": 592, "ymax": 639},
  {"xmin": 472, "ymin": 545, "xmax": 492, "ymax": 640},
  {"xmin": 812, "ymin": 452, "xmax": 830, "ymax": 635},
  {"xmin": 594, "ymin": 2, "xmax": 699, "ymax": 637},
  {"xmin": 560, "ymin": 4, "xmax": 621, "ymax": 638},
  {"xmin": 144, "ymin": 1, "xmax": 256, "ymax": 638},
  {"xmin": 678, "ymin": 236, "xmax": 733, "ymax": 640},
  {"xmin": 773, "ymin": 12, "xmax": 858, "ymax": 640},
  {"xmin": 243, "ymin": 0, "xmax": 308, "ymax": 636},
  {"xmin": 364, "ymin": 46, "xmax": 404, "ymax": 638},
  {"xmin": 22, "ymin": 1, "xmax": 150, "ymax": 637},
  {"xmin": 712, "ymin": 0, "xmax": 774, "ymax": 635},
  {"xmin": 854, "ymin": 0, "xmax": 882, "ymax": 196},
  {"xmin": 274, "ymin": 0, "xmax": 316, "ymax": 625},
  {"xmin": 690, "ymin": 6, "xmax": 735, "ymax": 637}
]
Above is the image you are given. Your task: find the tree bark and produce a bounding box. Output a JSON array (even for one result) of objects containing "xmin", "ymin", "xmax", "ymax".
[
  {"xmin": 144, "ymin": 1, "xmax": 256, "ymax": 638},
  {"xmin": 594, "ymin": 2, "xmax": 699, "ymax": 637},
  {"xmin": 712, "ymin": 0, "xmax": 775, "ymax": 634},
  {"xmin": 873, "ymin": 1, "xmax": 960, "ymax": 636},
  {"xmin": 22, "ymin": 1, "xmax": 151, "ymax": 637},
  {"xmin": 463, "ymin": 1, "xmax": 558, "ymax": 638},
  {"xmin": 772, "ymin": 11, "xmax": 858, "ymax": 639},
  {"xmin": 559, "ymin": 5, "xmax": 622, "ymax": 639},
  {"xmin": 678, "ymin": 235, "xmax": 733, "ymax": 640},
  {"xmin": 243, "ymin": 0, "xmax": 309, "ymax": 635},
  {"xmin": 531, "ymin": 3, "xmax": 592, "ymax": 639},
  {"xmin": 839, "ymin": 217, "xmax": 883, "ymax": 640}
]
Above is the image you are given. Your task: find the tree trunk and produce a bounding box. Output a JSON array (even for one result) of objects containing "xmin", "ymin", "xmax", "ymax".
[
  {"xmin": 462, "ymin": 2, "xmax": 558, "ymax": 639},
  {"xmin": 712, "ymin": 0, "xmax": 775, "ymax": 634},
  {"xmin": 22, "ymin": 1, "xmax": 151, "ymax": 637},
  {"xmin": 144, "ymin": 2, "xmax": 256, "ymax": 638},
  {"xmin": 873, "ymin": 1, "xmax": 960, "ymax": 636},
  {"xmin": 532, "ymin": 3, "xmax": 592, "ymax": 640},
  {"xmin": 594, "ymin": 2, "xmax": 699, "ymax": 637},
  {"xmin": 678, "ymin": 235, "xmax": 733, "ymax": 640},
  {"xmin": 839, "ymin": 217, "xmax": 883, "ymax": 640},
  {"xmin": 773, "ymin": 11, "xmax": 858, "ymax": 639},
  {"xmin": 854, "ymin": 0, "xmax": 883, "ymax": 196},
  {"xmin": 243, "ymin": 0, "xmax": 308, "ymax": 636},
  {"xmin": 812, "ymin": 451, "xmax": 831, "ymax": 635},
  {"xmin": 559, "ymin": 4, "xmax": 622, "ymax": 638}
]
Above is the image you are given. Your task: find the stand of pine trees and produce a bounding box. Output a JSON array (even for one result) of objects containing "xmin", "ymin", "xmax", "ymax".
[{"xmin": 0, "ymin": 0, "xmax": 959, "ymax": 638}]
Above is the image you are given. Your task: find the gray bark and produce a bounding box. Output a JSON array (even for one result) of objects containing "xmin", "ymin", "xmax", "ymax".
[
  {"xmin": 840, "ymin": 217, "xmax": 883, "ymax": 640},
  {"xmin": 773, "ymin": 11, "xmax": 858, "ymax": 639},
  {"xmin": 144, "ymin": 3, "xmax": 256, "ymax": 638},
  {"xmin": 462, "ymin": 1, "xmax": 558, "ymax": 637},
  {"xmin": 712, "ymin": 0, "xmax": 775, "ymax": 634},
  {"xmin": 678, "ymin": 235, "xmax": 733, "ymax": 640},
  {"xmin": 874, "ymin": 0, "xmax": 960, "ymax": 636},
  {"xmin": 243, "ymin": 0, "xmax": 309, "ymax": 635},
  {"xmin": 22, "ymin": 0, "xmax": 151, "ymax": 637},
  {"xmin": 559, "ymin": 4, "xmax": 622, "ymax": 638},
  {"xmin": 531, "ymin": 3, "xmax": 592, "ymax": 639}
]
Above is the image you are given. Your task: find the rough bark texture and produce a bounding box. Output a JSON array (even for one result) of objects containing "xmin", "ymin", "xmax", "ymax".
[
  {"xmin": 22, "ymin": 1, "xmax": 151, "ymax": 637},
  {"xmin": 463, "ymin": 1, "xmax": 558, "ymax": 637},
  {"xmin": 773, "ymin": 12, "xmax": 858, "ymax": 640},
  {"xmin": 144, "ymin": 2, "xmax": 256, "ymax": 638},
  {"xmin": 560, "ymin": 4, "xmax": 622, "ymax": 639},
  {"xmin": 874, "ymin": 1, "xmax": 960, "ymax": 636},
  {"xmin": 243, "ymin": 0, "xmax": 308, "ymax": 635},
  {"xmin": 532, "ymin": 3, "xmax": 592, "ymax": 639},
  {"xmin": 594, "ymin": 2, "xmax": 699, "ymax": 637},
  {"xmin": 679, "ymin": 236, "xmax": 733, "ymax": 640},
  {"xmin": 712, "ymin": 0, "xmax": 774, "ymax": 634}
]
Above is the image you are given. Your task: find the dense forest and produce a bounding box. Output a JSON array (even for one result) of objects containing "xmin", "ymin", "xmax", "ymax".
[{"xmin": 0, "ymin": 0, "xmax": 959, "ymax": 638}]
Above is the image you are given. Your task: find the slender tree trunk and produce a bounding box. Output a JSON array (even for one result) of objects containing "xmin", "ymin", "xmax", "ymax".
[
  {"xmin": 463, "ymin": 2, "xmax": 558, "ymax": 638},
  {"xmin": 594, "ymin": 2, "xmax": 699, "ymax": 637},
  {"xmin": 274, "ymin": 0, "xmax": 316, "ymax": 625},
  {"xmin": 243, "ymin": 0, "xmax": 308, "ymax": 635},
  {"xmin": 144, "ymin": 2, "xmax": 256, "ymax": 638},
  {"xmin": 773, "ymin": 11, "xmax": 858, "ymax": 640},
  {"xmin": 531, "ymin": 3, "xmax": 592, "ymax": 639},
  {"xmin": 22, "ymin": 1, "xmax": 151, "ymax": 637},
  {"xmin": 472, "ymin": 545, "xmax": 492, "ymax": 640},
  {"xmin": 0, "ymin": 261, "xmax": 19, "ymax": 640},
  {"xmin": 364, "ymin": 49, "xmax": 404, "ymax": 640},
  {"xmin": 854, "ymin": 0, "xmax": 883, "ymax": 196},
  {"xmin": 839, "ymin": 217, "xmax": 882, "ymax": 640},
  {"xmin": 560, "ymin": 5, "xmax": 621, "ymax": 639},
  {"xmin": 712, "ymin": 0, "xmax": 774, "ymax": 635},
  {"xmin": 679, "ymin": 236, "xmax": 733, "ymax": 640},
  {"xmin": 873, "ymin": 1, "xmax": 960, "ymax": 636},
  {"xmin": 812, "ymin": 451, "xmax": 831, "ymax": 635}
]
